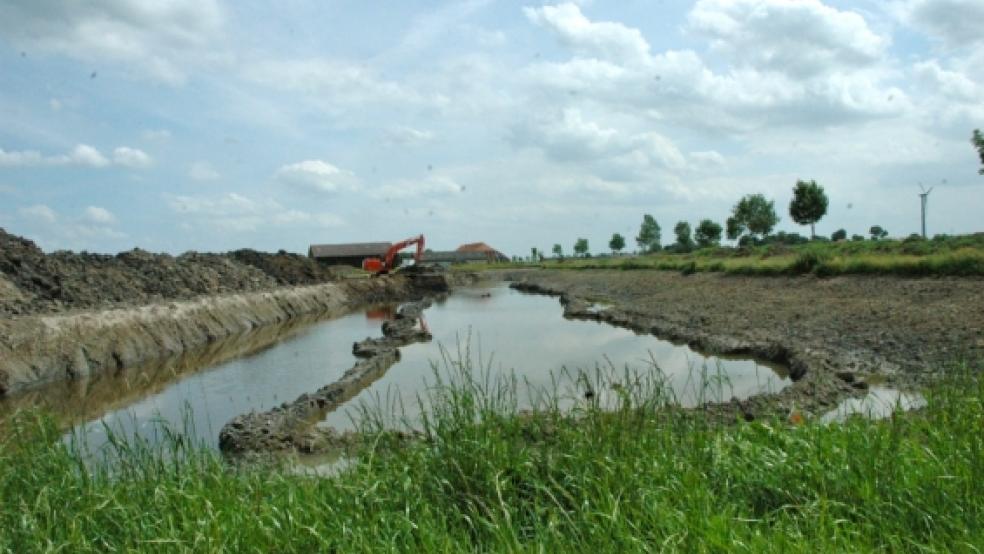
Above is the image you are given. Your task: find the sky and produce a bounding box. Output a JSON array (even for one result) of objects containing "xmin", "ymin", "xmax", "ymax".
[{"xmin": 0, "ymin": 0, "xmax": 982, "ymax": 256}]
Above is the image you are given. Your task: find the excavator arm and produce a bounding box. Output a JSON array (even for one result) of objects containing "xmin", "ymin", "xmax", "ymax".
[{"xmin": 363, "ymin": 235, "xmax": 425, "ymax": 275}]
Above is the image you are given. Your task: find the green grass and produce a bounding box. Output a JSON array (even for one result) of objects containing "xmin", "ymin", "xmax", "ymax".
[
  {"xmin": 2, "ymin": 357, "xmax": 984, "ymax": 552},
  {"xmin": 478, "ymin": 233, "xmax": 984, "ymax": 277}
]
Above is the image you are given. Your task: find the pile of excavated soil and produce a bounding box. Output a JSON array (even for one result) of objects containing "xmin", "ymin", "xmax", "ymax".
[
  {"xmin": 0, "ymin": 229, "xmax": 344, "ymax": 316},
  {"xmin": 227, "ymin": 249, "xmax": 344, "ymax": 286}
]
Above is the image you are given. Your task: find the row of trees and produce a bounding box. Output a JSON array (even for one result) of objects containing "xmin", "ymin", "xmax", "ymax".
[
  {"xmin": 551, "ymin": 180, "xmax": 880, "ymax": 257},
  {"xmin": 543, "ymin": 133, "xmax": 983, "ymax": 259}
]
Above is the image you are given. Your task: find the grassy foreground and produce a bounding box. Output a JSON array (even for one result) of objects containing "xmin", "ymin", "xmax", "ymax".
[
  {"xmin": 2, "ymin": 362, "xmax": 984, "ymax": 552},
  {"xmin": 462, "ymin": 233, "xmax": 984, "ymax": 277}
]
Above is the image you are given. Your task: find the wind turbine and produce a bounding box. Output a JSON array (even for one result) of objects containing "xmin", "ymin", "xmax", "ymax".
[{"xmin": 918, "ymin": 183, "xmax": 934, "ymax": 238}]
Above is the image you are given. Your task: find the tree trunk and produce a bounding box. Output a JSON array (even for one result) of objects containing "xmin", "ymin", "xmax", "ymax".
[{"xmin": 810, "ymin": 222, "xmax": 815, "ymax": 240}]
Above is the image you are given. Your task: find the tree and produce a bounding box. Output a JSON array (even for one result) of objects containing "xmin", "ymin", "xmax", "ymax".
[
  {"xmin": 635, "ymin": 214, "xmax": 661, "ymax": 253},
  {"xmin": 574, "ymin": 238, "xmax": 589, "ymax": 257},
  {"xmin": 869, "ymin": 225, "xmax": 888, "ymax": 240},
  {"xmin": 694, "ymin": 219, "xmax": 723, "ymax": 248},
  {"xmin": 831, "ymin": 229, "xmax": 847, "ymax": 241},
  {"xmin": 851, "ymin": 234, "xmax": 865, "ymax": 242},
  {"xmin": 726, "ymin": 194, "xmax": 779, "ymax": 243},
  {"xmin": 609, "ymin": 233, "xmax": 626, "ymax": 255},
  {"xmin": 552, "ymin": 244, "xmax": 563, "ymax": 259},
  {"xmin": 789, "ymin": 180, "xmax": 829, "ymax": 239},
  {"xmin": 973, "ymin": 129, "xmax": 984, "ymax": 175},
  {"xmin": 673, "ymin": 221, "xmax": 694, "ymax": 252}
]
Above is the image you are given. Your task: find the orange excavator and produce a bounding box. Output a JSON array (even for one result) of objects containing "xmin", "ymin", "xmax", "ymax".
[{"xmin": 362, "ymin": 234, "xmax": 425, "ymax": 275}]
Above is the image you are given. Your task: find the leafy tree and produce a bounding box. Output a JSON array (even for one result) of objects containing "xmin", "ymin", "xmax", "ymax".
[
  {"xmin": 552, "ymin": 244, "xmax": 563, "ymax": 258},
  {"xmin": 851, "ymin": 234, "xmax": 865, "ymax": 242},
  {"xmin": 973, "ymin": 129, "xmax": 984, "ymax": 175},
  {"xmin": 869, "ymin": 225, "xmax": 888, "ymax": 240},
  {"xmin": 574, "ymin": 238, "xmax": 589, "ymax": 257},
  {"xmin": 635, "ymin": 214, "xmax": 661, "ymax": 253},
  {"xmin": 609, "ymin": 233, "xmax": 626, "ymax": 255},
  {"xmin": 694, "ymin": 219, "xmax": 723, "ymax": 248},
  {"xmin": 831, "ymin": 229, "xmax": 847, "ymax": 241},
  {"xmin": 789, "ymin": 180, "xmax": 829, "ymax": 239},
  {"xmin": 726, "ymin": 194, "xmax": 779, "ymax": 242},
  {"xmin": 673, "ymin": 221, "xmax": 694, "ymax": 252}
]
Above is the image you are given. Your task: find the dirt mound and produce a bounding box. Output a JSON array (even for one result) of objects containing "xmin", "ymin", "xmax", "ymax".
[
  {"xmin": 0, "ymin": 228, "xmax": 346, "ymax": 316},
  {"xmin": 228, "ymin": 249, "xmax": 340, "ymax": 286}
]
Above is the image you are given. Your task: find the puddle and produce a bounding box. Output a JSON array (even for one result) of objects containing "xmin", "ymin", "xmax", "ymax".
[
  {"xmin": 3, "ymin": 285, "xmax": 790, "ymax": 454},
  {"xmin": 821, "ymin": 386, "xmax": 927, "ymax": 423}
]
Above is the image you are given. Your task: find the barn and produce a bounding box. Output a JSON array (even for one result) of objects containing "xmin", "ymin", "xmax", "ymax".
[{"xmin": 308, "ymin": 242, "xmax": 393, "ymax": 268}]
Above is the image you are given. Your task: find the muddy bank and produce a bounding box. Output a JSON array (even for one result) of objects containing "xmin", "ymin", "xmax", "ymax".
[
  {"xmin": 0, "ymin": 276, "xmax": 436, "ymax": 396},
  {"xmin": 0, "ymin": 311, "xmax": 332, "ymax": 428},
  {"xmin": 0, "ymin": 228, "xmax": 348, "ymax": 317},
  {"xmin": 508, "ymin": 270, "xmax": 984, "ymax": 419},
  {"xmin": 218, "ymin": 299, "xmax": 436, "ymax": 454}
]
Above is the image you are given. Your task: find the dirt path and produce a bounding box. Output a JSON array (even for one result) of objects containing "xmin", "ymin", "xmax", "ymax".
[{"xmin": 508, "ymin": 270, "xmax": 984, "ymax": 419}]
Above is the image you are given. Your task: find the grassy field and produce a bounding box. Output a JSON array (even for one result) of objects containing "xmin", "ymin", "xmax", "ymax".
[
  {"xmin": 2, "ymin": 358, "xmax": 983, "ymax": 552},
  {"xmin": 459, "ymin": 233, "xmax": 984, "ymax": 277}
]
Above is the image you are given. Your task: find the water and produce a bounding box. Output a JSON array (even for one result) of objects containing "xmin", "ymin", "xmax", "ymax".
[
  {"xmin": 320, "ymin": 285, "xmax": 790, "ymax": 431},
  {"xmin": 821, "ymin": 386, "xmax": 927, "ymax": 423},
  {"xmin": 2, "ymin": 284, "xmax": 790, "ymax": 453}
]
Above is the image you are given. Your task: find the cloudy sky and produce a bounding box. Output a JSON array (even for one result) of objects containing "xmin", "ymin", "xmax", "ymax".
[{"xmin": 1, "ymin": 0, "xmax": 982, "ymax": 256}]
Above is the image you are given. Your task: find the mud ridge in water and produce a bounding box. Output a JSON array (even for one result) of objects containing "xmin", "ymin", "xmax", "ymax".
[{"xmin": 218, "ymin": 299, "xmax": 437, "ymax": 455}]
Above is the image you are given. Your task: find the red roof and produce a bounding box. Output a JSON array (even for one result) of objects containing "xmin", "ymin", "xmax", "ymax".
[{"xmin": 456, "ymin": 242, "xmax": 497, "ymax": 253}]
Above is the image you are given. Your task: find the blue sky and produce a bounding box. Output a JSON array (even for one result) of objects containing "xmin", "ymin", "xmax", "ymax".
[{"xmin": 1, "ymin": 0, "xmax": 982, "ymax": 256}]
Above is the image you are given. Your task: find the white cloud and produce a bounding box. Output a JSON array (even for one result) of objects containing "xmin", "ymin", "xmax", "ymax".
[
  {"xmin": 189, "ymin": 161, "xmax": 220, "ymax": 181},
  {"xmin": 64, "ymin": 144, "xmax": 110, "ymax": 168},
  {"xmin": 511, "ymin": 108, "xmax": 686, "ymax": 171},
  {"xmin": 689, "ymin": 150, "xmax": 727, "ymax": 167},
  {"xmin": 276, "ymin": 160, "xmax": 358, "ymax": 194},
  {"xmin": 0, "ymin": 144, "xmax": 153, "ymax": 169},
  {"xmin": 525, "ymin": 3, "xmax": 650, "ymax": 64},
  {"xmin": 246, "ymin": 59, "xmax": 430, "ymax": 109},
  {"xmin": 901, "ymin": 0, "xmax": 984, "ymax": 48},
  {"xmin": 166, "ymin": 192, "xmax": 344, "ymax": 232},
  {"xmin": 112, "ymin": 146, "xmax": 153, "ymax": 168},
  {"xmin": 0, "ymin": 0, "xmax": 228, "ymax": 85},
  {"xmin": 524, "ymin": 2, "xmax": 908, "ymax": 132},
  {"xmin": 384, "ymin": 126, "xmax": 435, "ymax": 146},
  {"xmin": 49, "ymin": 98, "xmax": 62, "ymax": 111},
  {"xmin": 142, "ymin": 129, "xmax": 172, "ymax": 141},
  {"xmin": 19, "ymin": 204, "xmax": 57, "ymax": 223},
  {"xmin": 83, "ymin": 206, "xmax": 116, "ymax": 224},
  {"xmin": 688, "ymin": 0, "xmax": 888, "ymax": 77},
  {"xmin": 0, "ymin": 148, "xmax": 43, "ymax": 167},
  {"xmin": 371, "ymin": 175, "xmax": 465, "ymax": 200}
]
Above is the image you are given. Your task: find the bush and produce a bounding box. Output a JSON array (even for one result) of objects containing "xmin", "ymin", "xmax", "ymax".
[{"xmin": 790, "ymin": 249, "xmax": 831, "ymax": 274}]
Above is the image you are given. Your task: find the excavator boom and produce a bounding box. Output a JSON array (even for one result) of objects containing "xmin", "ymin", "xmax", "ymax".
[{"xmin": 362, "ymin": 235, "xmax": 425, "ymax": 275}]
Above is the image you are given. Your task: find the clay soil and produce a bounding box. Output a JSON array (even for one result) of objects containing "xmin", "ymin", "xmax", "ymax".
[{"xmin": 509, "ymin": 269, "xmax": 984, "ymax": 419}]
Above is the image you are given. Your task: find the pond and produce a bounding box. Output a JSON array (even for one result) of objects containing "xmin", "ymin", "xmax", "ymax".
[{"xmin": 1, "ymin": 284, "xmax": 791, "ymax": 453}]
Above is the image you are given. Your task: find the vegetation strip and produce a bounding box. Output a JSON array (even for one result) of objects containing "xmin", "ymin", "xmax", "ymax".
[{"xmin": 2, "ymin": 359, "xmax": 981, "ymax": 551}]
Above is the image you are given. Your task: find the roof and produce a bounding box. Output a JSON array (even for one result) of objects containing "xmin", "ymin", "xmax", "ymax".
[
  {"xmin": 309, "ymin": 242, "xmax": 392, "ymax": 258},
  {"xmin": 456, "ymin": 242, "xmax": 498, "ymax": 253},
  {"xmin": 420, "ymin": 251, "xmax": 493, "ymax": 263},
  {"xmin": 456, "ymin": 242, "xmax": 508, "ymax": 261}
]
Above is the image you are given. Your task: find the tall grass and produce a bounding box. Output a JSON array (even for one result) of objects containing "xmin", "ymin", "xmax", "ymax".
[{"xmin": 2, "ymin": 353, "xmax": 983, "ymax": 552}]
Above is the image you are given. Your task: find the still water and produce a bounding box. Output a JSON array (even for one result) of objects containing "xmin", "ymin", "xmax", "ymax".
[{"xmin": 4, "ymin": 284, "xmax": 790, "ymax": 452}]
